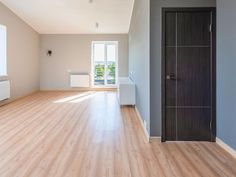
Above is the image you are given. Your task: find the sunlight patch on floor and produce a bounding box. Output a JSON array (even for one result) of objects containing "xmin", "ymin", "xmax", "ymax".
[{"xmin": 53, "ymin": 92, "xmax": 96, "ymax": 103}]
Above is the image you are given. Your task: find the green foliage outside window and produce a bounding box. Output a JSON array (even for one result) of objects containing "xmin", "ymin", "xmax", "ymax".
[
  {"xmin": 94, "ymin": 62, "xmax": 116, "ymax": 85},
  {"xmin": 95, "ymin": 64, "xmax": 105, "ymax": 80},
  {"xmin": 108, "ymin": 63, "xmax": 116, "ymax": 84}
]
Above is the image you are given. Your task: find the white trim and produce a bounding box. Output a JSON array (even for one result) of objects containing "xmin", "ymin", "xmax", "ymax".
[
  {"xmin": 150, "ymin": 137, "xmax": 161, "ymax": 143},
  {"xmin": 135, "ymin": 106, "xmax": 150, "ymax": 142},
  {"xmin": 91, "ymin": 84, "xmax": 119, "ymax": 89},
  {"xmin": 216, "ymin": 137, "xmax": 236, "ymax": 159},
  {"xmin": 150, "ymin": 136, "xmax": 161, "ymax": 141},
  {"xmin": 128, "ymin": 0, "xmax": 135, "ymax": 33},
  {"xmin": 0, "ymin": 24, "xmax": 7, "ymax": 77}
]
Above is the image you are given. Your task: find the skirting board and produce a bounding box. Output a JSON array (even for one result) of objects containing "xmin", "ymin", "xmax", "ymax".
[
  {"xmin": 40, "ymin": 88, "xmax": 117, "ymax": 92},
  {"xmin": 134, "ymin": 106, "xmax": 150, "ymax": 142},
  {"xmin": 216, "ymin": 138, "xmax": 236, "ymax": 159},
  {"xmin": 150, "ymin": 136, "xmax": 161, "ymax": 141},
  {"xmin": 0, "ymin": 91, "xmax": 39, "ymax": 107}
]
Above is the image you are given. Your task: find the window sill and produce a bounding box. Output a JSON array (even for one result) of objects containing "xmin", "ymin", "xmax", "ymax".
[
  {"xmin": 0, "ymin": 75, "xmax": 8, "ymax": 81},
  {"xmin": 92, "ymin": 86, "xmax": 117, "ymax": 89}
]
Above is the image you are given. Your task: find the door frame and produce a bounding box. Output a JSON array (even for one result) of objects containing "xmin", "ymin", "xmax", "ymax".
[{"xmin": 161, "ymin": 8, "xmax": 216, "ymax": 142}]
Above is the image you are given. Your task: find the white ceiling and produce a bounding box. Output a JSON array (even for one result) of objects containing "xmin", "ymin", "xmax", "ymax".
[{"xmin": 0, "ymin": 0, "xmax": 134, "ymax": 34}]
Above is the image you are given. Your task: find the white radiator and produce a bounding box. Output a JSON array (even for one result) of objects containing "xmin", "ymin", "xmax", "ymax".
[
  {"xmin": 0, "ymin": 81, "xmax": 10, "ymax": 101},
  {"xmin": 70, "ymin": 74, "xmax": 90, "ymax": 88}
]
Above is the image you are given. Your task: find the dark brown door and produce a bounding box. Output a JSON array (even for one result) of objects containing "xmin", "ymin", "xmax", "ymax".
[{"xmin": 162, "ymin": 8, "xmax": 216, "ymax": 141}]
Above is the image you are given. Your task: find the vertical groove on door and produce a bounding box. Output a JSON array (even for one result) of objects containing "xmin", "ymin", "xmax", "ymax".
[
  {"xmin": 210, "ymin": 11, "xmax": 213, "ymax": 139},
  {"xmin": 175, "ymin": 12, "xmax": 178, "ymax": 140}
]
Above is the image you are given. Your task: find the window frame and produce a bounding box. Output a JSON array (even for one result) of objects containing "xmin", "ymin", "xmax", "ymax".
[
  {"xmin": 91, "ymin": 41, "xmax": 119, "ymax": 88},
  {"xmin": 0, "ymin": 24, "xmax": 7, "ymax": 77}
]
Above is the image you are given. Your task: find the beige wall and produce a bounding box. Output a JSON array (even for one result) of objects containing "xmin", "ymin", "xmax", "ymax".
[
  {"xmin": 0, "ymin": 2, "xmax": 40, "ymax": 101},
  {"xmin": 40, "ymin": 34, "xmax": 129, "ymax": 90},
  {"xmin": 0, "ymin": 3, "xmax": 129, "ymax": 94}
]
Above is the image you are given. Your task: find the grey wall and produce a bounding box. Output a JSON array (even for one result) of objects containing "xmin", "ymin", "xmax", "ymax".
[
  {"xmin": 129, "ymin": 0, "xmax": 150, "ymax": 133},
  {"xmin": 217, "ymin": 0, "xmax": 236, "ymax": 150},
  {"xmin": 150, "ymin": 0, "xmax": 216, "ymax": 136},
  {"xmin": 40, "ymin": 34, "xmax": 128, "ymax": 90},
  {"xmin": 0, "ymin": 2, "xmax": 40, "ymax": 102}
]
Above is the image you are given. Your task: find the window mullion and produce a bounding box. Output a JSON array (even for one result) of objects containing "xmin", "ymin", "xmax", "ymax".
[{"xmin": 104, "ymin": 43, "xmax": 108, "ymax": 86}]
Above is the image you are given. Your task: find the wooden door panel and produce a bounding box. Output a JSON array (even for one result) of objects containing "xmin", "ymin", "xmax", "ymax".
[
  {"xmin": 177, "ymin": 108, "xmax": 211, "ymax": 141},
  {"xmin": 177, "ymin": 12, "xmax": 211, "ymax": 46},
  {"xmin": 165, "ymin": 108, "xmax": 176, "ymax": 141},
  {"xmin": 165, "ymin": 47, "xmax": 176, "ymax": 106},
  {"xmin": 177, "ymin": 47, "xmax": 211, "ymax": 106},
  {"xmin": 162, "ymin": 8, "xmax": 216, "ymax": 142},
  {"xmin": 165, "ymin": 12, "xmax": 176, "ymax": 46}
]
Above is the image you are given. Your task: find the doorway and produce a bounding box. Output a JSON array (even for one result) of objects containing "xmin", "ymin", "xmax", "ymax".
[
  {"xmin": 91, "ymin": 41, "xmax": 118, "ymax": 87},
  {"xmin": 162, "ymin": 8, "xmax": 216, "ymax": 141}
]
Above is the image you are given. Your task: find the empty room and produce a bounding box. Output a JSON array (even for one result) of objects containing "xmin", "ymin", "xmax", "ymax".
[{"xmin": 0, "ymin": 0, "xmax": 235, "ymax": 177}]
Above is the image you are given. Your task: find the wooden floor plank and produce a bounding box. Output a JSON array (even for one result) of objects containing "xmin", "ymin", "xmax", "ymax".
[{"xmin": 0, "ymin": 91, "xmax": 235, "ymax": 177}]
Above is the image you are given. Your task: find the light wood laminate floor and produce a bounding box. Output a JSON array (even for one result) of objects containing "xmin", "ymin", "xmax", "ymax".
[{"xmin": 0, "ymin": 91, "xmax": 235, "ymax": 177}]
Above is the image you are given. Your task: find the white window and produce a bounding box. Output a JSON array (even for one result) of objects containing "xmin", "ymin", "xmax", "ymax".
[
  {"xmin": 0, "ymin": 24, "xmax": 7, "ymax": 76},
  {"xmin": 91, "ymin": 41, "xmax": 118, "ymax": 87}
]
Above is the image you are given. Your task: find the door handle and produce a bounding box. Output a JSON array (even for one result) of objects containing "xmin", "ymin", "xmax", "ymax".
[{"xmin": 166, "ymin": 73, "xmax": 176, "ymax": 80}]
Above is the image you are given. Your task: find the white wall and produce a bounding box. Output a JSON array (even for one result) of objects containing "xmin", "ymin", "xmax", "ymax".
[
  {"xmin": 40, "ymin": 34, "xmax": 129, "ymax": 90},
  {"xmin": 0, "ymin": 2, "xmax": 40, "ymax": 101}
]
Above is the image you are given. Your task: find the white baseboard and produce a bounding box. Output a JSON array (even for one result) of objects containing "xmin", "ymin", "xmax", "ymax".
[
  {"xmin": 40, "ymin": 88, "xmax": 117, "ymax": 92},
  {"xmin": 216, "ymin": 137, "xmax": 236, "ymax": 159},
  {"xmin": 150, "ymin": 136, "xmax": 161, "ymax": 141},
  {"xmin": 134, "ymin": 106, "xmax": 150, "ymax": 142},
  {"xmin": 0, "ymin": 90, "xmax": 39, "ymax": 107}
]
